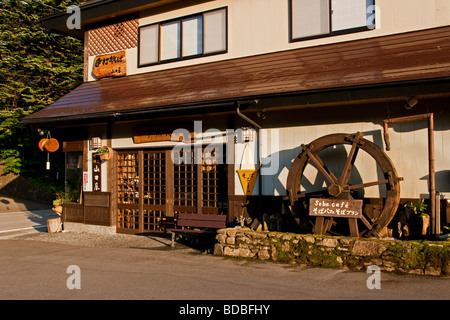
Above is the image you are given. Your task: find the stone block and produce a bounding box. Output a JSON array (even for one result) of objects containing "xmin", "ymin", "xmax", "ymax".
[
  {"xmin": 214, "ymin": 243, "xmax": 224, "ymax": 256},
  {"xmin": 216, "ymin": 234, "xmax": 227, "ymax": 244},
  {"xmin": 425, "ymin": 266, "xmax": 442, "ymax": 276},
  {"xmin": 226, "ymin": 236, "xmax": 236, "ymax": 245},
  {"xmin": 258, "ymin": 249, "xmax": 271, "ymax": 260},
  {"xmin": 317, "ymin": 238, "xmax": 338, "ymax": 248},
  {"xmin": 352, "ymin": 240, "xmax": 388, "ymax": 257}
]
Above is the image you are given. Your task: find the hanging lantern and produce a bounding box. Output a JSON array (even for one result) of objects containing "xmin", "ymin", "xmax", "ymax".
[
  {"xmin": 38, "ymin": 138, "xmax": 48, "ymax": 151},
  {"xmin": 38, "ymin": 132, "xmax": 60, "ymax": 170},
  {"xmin": 44, "ymin": 138, "xmax": 59, "ymax": 153}
]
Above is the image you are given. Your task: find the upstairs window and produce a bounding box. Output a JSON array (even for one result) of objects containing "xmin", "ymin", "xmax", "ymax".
[
  {"xmin": 289, "ymin": 0, "xmax": 375, "ymax": 42},
  {"xmin": 139, "ymin": 8, "xmax": 227, "ymax": 67}
]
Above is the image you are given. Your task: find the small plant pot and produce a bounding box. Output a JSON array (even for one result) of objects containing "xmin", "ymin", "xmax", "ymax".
[
  {"xmin": 96, "ymin": 146, "xmax": 112, "ymax": 161},
  {"xmin": 421, "ymin": 214, "xmax": 430, "ymax": 236},
  {"xmin": 52, "ymin": 205, "xmax": 62, "ymax": 215}
]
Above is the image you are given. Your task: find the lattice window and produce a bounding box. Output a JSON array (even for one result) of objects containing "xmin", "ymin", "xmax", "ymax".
[
  {"xmin": 174, "ymin": 150, "xmax": 197, "ymax": 208},
  {"xmin": 143, "ymin": 210, "xmax": 165, "ymax": 232},
  {"xmin": 117, "ymin": 208, "xmax": 139, "ymax": 231},
  {"xmin": 116, "ymin": 149, "xmax": 228, "ymax": 233},
  {"xmin": 202, "ymin": 148, "xmax": 227, "ymax": 212},
  {"xmin": 143, "ymin": 151, "xmax": 166, "ymax": 206},
  {"xmin": 87, "ymin": 14, "xmax": 139, "ymax": 56},
  {"xmin": 117, "ymin": 152, "xmax": 139, "ymax": 205}
]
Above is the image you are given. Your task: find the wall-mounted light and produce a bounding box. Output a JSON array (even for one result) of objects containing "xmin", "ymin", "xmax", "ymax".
[
  {"xmin": 405, "ymin": 97, "xmax": 418, "ymax": 110},
  {"xmin": 91, "ymin": 137, "xmax": 102, "ymax": 150},
  {"xmin": 240, "ymin": 127, "xmax": 254, "ymax": 142},
  {"xmin": 257, "ymin": 111, "xmax": 267, "ymax": 120}
]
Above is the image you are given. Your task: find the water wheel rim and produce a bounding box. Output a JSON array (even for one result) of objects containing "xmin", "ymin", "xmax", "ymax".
[{"xmin": 286, "ymin": 132, "xmax": 401, "ymax": 237}]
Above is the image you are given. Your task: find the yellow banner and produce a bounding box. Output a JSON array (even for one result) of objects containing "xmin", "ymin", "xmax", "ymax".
[{"xmin": 237, "ymin": 169, "xmax": 259, "ymax": 196}]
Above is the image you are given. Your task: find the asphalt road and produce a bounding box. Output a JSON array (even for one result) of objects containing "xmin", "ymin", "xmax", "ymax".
[
  {"xmin": 0, "ymin": 239, "xmax": 449, "ymax": 302},
  {"xmin": 0, "ymin": 208, "xmax": 57, "ymax": 237},
  {"xmin": 0, "ymin": 205, "xmax": 449, "ymax": 307}
]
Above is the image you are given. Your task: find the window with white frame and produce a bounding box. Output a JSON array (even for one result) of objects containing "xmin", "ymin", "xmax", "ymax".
[
  {"xmin": 289, "ymin": 0, "xmax": 375, "ymax": 42},
  {"xmin": 139, "ymin": 8, "xmax": 227, "ymax": 67}
]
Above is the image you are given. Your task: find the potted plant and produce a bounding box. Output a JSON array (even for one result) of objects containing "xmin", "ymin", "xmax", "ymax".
[
  {"xmin": 52, "ymin": 191, "xmax": 73, "ymax": 215},
  {"xmin": 408, "ymin": 200, "xmax": 430, "ymax": 236},
  {"xmin": 94, "ymin": 146, "xmax": 112, "ymax": 161}
]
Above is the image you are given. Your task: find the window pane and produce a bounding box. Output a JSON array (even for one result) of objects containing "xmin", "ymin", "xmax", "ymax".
[
  {"xmin": 182, "ymin": 16, "xmax": 203, "ymax": 57},
  {"xmin": 139, "ymin": 24, "xmax": 159, "ymax": 65},
  {"xmin": 161, "ymin": 21, "xmax": 181, "ymax": 61},
  {"xmin": 332, "ymin": 0, "xmax": 373, "ymax": 32},
  {"xmin": 204, "ymin": 8, "xmax": 227, "ymax": 54},
  {"xmin": 291, "ymin": 0, "xmax": 329, "ymax": 39}
]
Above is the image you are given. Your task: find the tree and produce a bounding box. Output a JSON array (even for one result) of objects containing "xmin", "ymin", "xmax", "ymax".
[{"xmin": 0, "ymin": 0, "xmax": 84, "ymax": 177}]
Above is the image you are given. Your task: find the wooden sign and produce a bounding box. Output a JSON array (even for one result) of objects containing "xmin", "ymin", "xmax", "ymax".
[
  {"xmin": 133, "ymin": 125, "xmax": 194, "ymax": 144},
  {"xmin": 92, "ymin": 158, "xmax": 101, "ymax": 192},
  {"xmin": 237, "ymin": 169, "xmax": 259, "ymax": 196},
  {"xmin": 309, "ymin": 198, "xmax": 363, "ymax": 218},
  {"xmin": 93, "ymin": 51, "xmax": 126, "ymax": 79}
]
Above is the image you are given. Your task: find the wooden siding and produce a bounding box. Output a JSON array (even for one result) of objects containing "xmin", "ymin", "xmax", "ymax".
[
  {"xmin": 24, "ymin": 26, "xmax": 450, "ymax": 123},
  {"xmin": 62, "ymin": 192, "xmax": 114, "ymax": 226}
]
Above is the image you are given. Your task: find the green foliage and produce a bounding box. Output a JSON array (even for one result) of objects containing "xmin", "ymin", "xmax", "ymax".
[
  {"xmin": 408, "ymin": 199, "xmax": 429, "ymax": 215},
  {"xmin": 0, "ymin": 0, "xmax": 84, "ymax": 180},
  {"xmin": 52, "ymin": 190, "xmax": 73, "ymax": 206}
]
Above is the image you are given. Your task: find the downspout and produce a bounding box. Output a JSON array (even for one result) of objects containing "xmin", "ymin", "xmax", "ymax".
[
  {"xmin": 383, "ymin": 113, "xmax": 437, "ymax": 236},
  {"xmin": 236, "ymin": 101, "xmax": 262, "ymax": 219}
]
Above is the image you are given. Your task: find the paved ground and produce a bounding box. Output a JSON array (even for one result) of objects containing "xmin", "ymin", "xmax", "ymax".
[
  {"xmin": 0, "ymin": 197, "xmax": 449, "ymax": 304},
  {"xmin": 0, "ymin": 231, "xmax": 448, "ymax": 301}
]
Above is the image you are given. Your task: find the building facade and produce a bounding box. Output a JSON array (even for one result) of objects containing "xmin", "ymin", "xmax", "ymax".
[{"xmin": 25, "ymin": 0, "xmax": 450, "ymax": 237}]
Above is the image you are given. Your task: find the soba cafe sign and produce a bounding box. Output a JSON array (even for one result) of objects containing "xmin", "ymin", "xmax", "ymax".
[{"xmin": 92, "ymin": 51, "xmax": 126, "ymax": 79}]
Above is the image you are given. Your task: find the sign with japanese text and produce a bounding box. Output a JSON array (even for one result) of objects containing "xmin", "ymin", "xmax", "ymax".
[
  {"xmin": 133, "ymin": 125, "xmax": 194, "ymax": 143},
  {"xmin": 237, "ymin": 169, "xmax": 259, "ymax": 196},
  {"xmin": 93, "ymin": 51, "xmax": 126, "ymax": 79},
  {"xmin": 309, "ymin": 198, "xmax": 363, "ymax": 218},
  {"xmin": 83, "ymin": 172, "xmax": 88, "ymax": 192},
  {"xmin": 92, "ymin": 158, "xmax": 101, "ymax": 192}
]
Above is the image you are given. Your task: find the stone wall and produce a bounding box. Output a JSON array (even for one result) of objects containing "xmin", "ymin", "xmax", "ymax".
[{"xmin": 214, "ymin": 227, "xmax": 450, "ymax": 277}]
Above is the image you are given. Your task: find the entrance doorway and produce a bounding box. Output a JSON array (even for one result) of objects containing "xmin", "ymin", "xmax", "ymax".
[{"xmin": 116, "ymin": 149, "xmax": 228, "ymax": 234}]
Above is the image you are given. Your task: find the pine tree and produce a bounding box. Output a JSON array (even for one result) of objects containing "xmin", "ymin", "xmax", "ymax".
[{"xmin": 0, "ymin": 0, "xmax": 84, "ymax": 176}]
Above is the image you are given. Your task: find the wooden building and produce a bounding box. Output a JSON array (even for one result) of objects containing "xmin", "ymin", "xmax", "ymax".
[{"xmin": 24, "ymin": 0, "xmax": 450, "ymax": 238}]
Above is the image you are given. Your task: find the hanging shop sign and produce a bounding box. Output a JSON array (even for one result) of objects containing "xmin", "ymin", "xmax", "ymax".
[
  {"xmin": 133, "ymin": 125, "xmax": 194, "ymax": 143},
  {"xmin": 237, "ymin": 169, "xmax": 259, "ymax": 196},
  {"xmin": 92, "ymin": 51, "xmax": 126, "ymax": 79},
  {"xmin": 92, "ymin": 157, "xmax": 102, "ymax": 192}
]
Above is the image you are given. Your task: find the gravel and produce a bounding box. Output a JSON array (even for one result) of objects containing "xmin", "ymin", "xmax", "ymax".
[{"xmin": 10, "ymin": 230, "xmax": 185, "ymax": 250}]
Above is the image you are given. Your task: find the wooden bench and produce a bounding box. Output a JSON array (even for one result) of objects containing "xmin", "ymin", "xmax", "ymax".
[{"xmin": 167, "ymin": 213, "xmax": 227, "ymax": 247}]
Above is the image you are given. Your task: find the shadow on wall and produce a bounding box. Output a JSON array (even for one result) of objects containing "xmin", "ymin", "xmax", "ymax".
[{"xmin": 421, "ymin": 170, "xmax": 450, "ymax": 193}]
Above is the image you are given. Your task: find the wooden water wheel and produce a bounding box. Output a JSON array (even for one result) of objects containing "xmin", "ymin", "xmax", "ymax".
[{"xmin": 285, "ymin": 132, "xmax": 402, "ymax": 238}]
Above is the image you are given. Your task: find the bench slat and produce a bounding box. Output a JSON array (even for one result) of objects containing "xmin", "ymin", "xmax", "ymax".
[
  {"xmin": 177, "ymin": 219, "xmax": 226, "ymax": 229},
  {"xmin": 177, "ymin": 213, "xmax": 227, "ymax": 222}
]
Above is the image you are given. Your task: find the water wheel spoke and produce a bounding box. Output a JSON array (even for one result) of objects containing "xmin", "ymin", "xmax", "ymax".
[
  {"xmin": 339, "ymin": 143, "xmax": 359, "ymax": 186},
  {"xmin": 294, "ymin": 189, "xmax": 328, "ymax": 200},
  {"xmin": 349, "ymin": 179, "xmax": 389, "ymax": 190},
  {"xmin": 302, "ymin": 144, "xmax": 339, "ymax": 185}
]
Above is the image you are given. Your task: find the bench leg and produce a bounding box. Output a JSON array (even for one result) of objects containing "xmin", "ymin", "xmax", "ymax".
[{"xmin": 171, "ymin": 232, "xmax": 175, "ymax": 247}]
